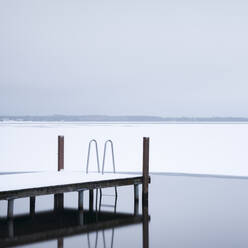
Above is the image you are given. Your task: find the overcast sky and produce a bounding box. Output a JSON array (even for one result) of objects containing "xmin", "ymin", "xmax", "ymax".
[{"xmin": 0, "ymin": 0, "xmax": 248, "ymax": 116}]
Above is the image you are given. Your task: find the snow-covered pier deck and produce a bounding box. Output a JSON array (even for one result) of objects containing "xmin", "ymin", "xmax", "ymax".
[
  {"xmin": 0, "ymin": 137, "xmax": 150, "ymax": 219},
  {"xmin": 0, "ymin": 171, "xmax": 144, "ymax": 200}
]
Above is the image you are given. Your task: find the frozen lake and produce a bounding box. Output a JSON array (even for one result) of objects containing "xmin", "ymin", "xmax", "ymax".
[{"xmin": 1, "ymin": 122, "xmax": 248, "ymax": 177}]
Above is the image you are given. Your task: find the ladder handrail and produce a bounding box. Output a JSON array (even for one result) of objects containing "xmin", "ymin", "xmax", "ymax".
[
  {"xmin": 86, "ymin": 139, "xmax": 100, "ymax": 173},
  {"xmin": 87, "ymin": 231, "xmax": 99, "ymax": 248},
  {"xmin": 102, "ymin": 140, "xmax": 116, "ymax": 174}
]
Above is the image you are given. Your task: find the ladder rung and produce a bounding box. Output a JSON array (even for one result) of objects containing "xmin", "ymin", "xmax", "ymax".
[{"xmin": 101, "ymin": 204, "xmax": 115, "ymax": 207}]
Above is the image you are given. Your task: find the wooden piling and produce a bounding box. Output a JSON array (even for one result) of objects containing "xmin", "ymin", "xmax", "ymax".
[
  {"xmin": 89, "ymin": 189, "xmax": 94, "ymax": 212},
  {"xmin": 142, "ymin": 137, "xmax": 150, "ymax": 247},
  {"xmin": 142, "ymin": 137, "xmax": 149, "ymax": 204},
  {"xmin": 134, "ymin": 184, "xmax": 139, "ymax": 201},
  {"xmin": 57, "ymin": 238, "xmax": 63, "ymax": 248},
  {"xmin": 54, "ymin": 136, "xmax": 64, "ymax": 210},
  {"xmin": 30, "ymin": 196, "xmax": 35, "ymax": 216},
  {"xmin": 78, "ymin": 190, "xmax": 84, "ymax": 210},
  {"xmin": 134, "ymin": 184, "xmax": 139, "ymax": 215},
  {"xmin": 7, "ymin": 199, "xmax": 14, "ymax": 219}
]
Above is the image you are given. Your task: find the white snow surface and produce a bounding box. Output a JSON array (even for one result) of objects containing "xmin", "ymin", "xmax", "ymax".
[
  {"xmin": 0, "ymin": 171, "xmax": 141, "ymax": 192},
  {"xmin": 1, "ymin": 122, "xmax": 248, "ymax": 177}
]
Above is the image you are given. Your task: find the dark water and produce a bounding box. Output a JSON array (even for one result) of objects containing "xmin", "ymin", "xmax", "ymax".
[{"xmin": 1, "ymin": 174, "xmax": 248, "ymax": 247}]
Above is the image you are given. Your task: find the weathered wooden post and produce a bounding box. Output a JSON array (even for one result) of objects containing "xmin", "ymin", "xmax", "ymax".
[
  {"xmin": 54, "ymin": 136, "xmax": 64, "ymax": 210},
  {"xmin": 142, "ymin": 137, "xmax": 149, "ymax": 248},
  {"xmin": 142, "ymin": 137, "xmax": 149, "ymax": 205},
  {"xmin": 58, "ymin": 136, "xmax": 64, "ymax": 171}
]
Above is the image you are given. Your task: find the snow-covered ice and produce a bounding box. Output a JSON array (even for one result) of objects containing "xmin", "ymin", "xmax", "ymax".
[{"xmin": 1, "ymin": 122, "xmax": 248, "ymax": 177}]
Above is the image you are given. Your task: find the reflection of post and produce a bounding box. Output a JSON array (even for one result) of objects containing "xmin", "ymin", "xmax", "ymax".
[
  {"xmin": 54, "ymin": 136, "xmax": 64, "ymax": 210},
  {"xmin": 142, "ymin": 203, "xmax": 149, "ymax": 248},
  {"xmin": 79, "ymin": 210, "xmax": 84, "ymax": 226},
  {"xmin": 142, "ymin": 137, "xmax": 149, "ymax": 206},
  {"xmin": 7, "ymin": 199, "xmax": 14, "ymax": 238},
  {"xmin": 8, "ymin": 219, "xmax": 14, "ymax": 238},
  {"xmin": 57, "ymin": 238, "xmax": 63, "ymax": 248}
]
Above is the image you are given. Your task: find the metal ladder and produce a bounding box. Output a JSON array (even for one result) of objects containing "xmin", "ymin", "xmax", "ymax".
[
  {"xmin": 100, "ymin": 140, "xmax": 118, "ymax": 211},
  {"xmin": 86, "ymin": 139, "xmax": 118, "ymax": 212}
]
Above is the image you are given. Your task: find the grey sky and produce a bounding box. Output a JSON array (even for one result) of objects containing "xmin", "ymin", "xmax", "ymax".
[{"xmin": 0, "ymin": 0, "xmax": 248, "ymax": 116}]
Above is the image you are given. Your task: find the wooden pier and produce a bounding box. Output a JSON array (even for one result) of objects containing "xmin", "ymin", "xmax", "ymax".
[{"xmin": 0, "ymin": 137, "xmax": 150, "ymax": 219}]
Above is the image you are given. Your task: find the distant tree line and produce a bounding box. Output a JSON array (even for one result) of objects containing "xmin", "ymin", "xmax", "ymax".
[{"xmin": 1, "ymin": 115, "xmax": 248, "ymax": 122}]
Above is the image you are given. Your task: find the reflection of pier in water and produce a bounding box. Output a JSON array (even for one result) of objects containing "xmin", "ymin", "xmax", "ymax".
[{"xmin": 0, "ymin": 199, "xmax": 149, "ymax": 248}]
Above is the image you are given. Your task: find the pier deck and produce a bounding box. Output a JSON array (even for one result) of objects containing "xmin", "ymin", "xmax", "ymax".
[{"xmin": 0, "ymin": 171, "xmax": 144, "ymax": 200}]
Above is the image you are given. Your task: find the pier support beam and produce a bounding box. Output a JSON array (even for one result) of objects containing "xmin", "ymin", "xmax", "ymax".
[
  {"xmin": 134, "ymin": 184, "xmax": 139, "ymax": 215},
  {"xmin": 89, "ymin": 189, "xmax": 94, "ymax": 212},
  {"xmin": 57, "ymin": 238, "xmax": 64, "ymax": 248},
  {"xmin": 54, "ymin": 194, "xmax": 64, "ymax": 210},
  {"xmin": 78, "ymin": 190, "xmax": 84, "ymax": 210},
  {"xmin": 134, "ymin": 184, "xmax": 139, "ymax": 201},
  {"xmin": 7, "ymin": 199, "xmax": 14, "ymax": 219},
  {"xmin": 54, "ymin": 136, "xmax": 64, "ymax": 210},
  {"xmin": 30, "ymin": 196, "xmax": 35, "ymax": 216},
  {"xmin": 142, "ymin": 137, "xmax": 149, "ymax": 205}
]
